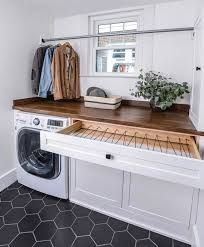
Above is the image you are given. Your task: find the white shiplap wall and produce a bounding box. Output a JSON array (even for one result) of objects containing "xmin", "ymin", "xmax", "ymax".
[{"xmin": 54, "ymin": 0, "xmax": 196, "ymax": 104}]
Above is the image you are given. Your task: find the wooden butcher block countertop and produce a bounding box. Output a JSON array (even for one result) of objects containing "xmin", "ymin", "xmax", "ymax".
[{"xmin": 13, "ymin": 97, "xmax": 204, "ymax": 136}]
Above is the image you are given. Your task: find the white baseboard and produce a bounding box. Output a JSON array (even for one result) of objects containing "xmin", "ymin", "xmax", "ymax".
[
  {"xmin": 192, "ymin": 225, "xmax": 201, "ymax": 247},
  {"xmin": 0, "ymin": 168, "xmax": 17, "ymax": 192}
]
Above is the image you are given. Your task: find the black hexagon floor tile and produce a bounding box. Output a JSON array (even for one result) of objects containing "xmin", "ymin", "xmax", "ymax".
[
  {"xmin": 136, "ymin": 239, "xmax": 157, "ymax": 247},
  {"xmin": 54, "ymin": 211, "xmax": 76, "ymax": 228},
  {"xmin": 72, "ymin": 205, "xmax": 91, "ymax": 217},
  {"xmin": 31, "ymin": 191, "xmax": 46, "ymax": 199},
  {"xmin": 97, "ymin": 245, "xmax": 112, "ymax": 247},
  {"xmin": 0, "ymin": 224, "xmax": 19, "ymax": 245},
  {"xmin": 0, "ymin": 201, "xmax": 12, "ymax": 216},
  {"xmin": 89, "ymin": 211, "xmax": 108, "ymax": 224},
  {"xmin": 128, "ymin": 224, "xmax": 149, "ymax": 240},
  {"xmin": 91, "ymin": 224, "xmax": 113, "ymax": 245},
  {"xmin": 12, "ymin": 194, "xmax": 31, "ymax": 207},
  {"xmin": 4, "ymin": 208, "xmax": 25, "ymax": 224},
  {"xmin": 150, "ymin": 232, "xmax": 172, "ymax": 247},
  {"xmin": 10, "ymin": 233, "xmax": 35, "ymax": 247},
  {"xmin": 39, "ymin": 205, "xmax": 59, "ymax": 221},
  {"xmin": 112, "ymin": 231, "xmax": 135, "ymax": 247},
  {"xmin": 72, "ymin": 217, "xmax": 94, "ymax": 236},
  {"xmin": 25, "ymin": 200, "xmax": 44, "ymax": 214},
  {"xmin": 43, "ymin": 195, "xmax": 60, "ymax": 205},
  {"xmin": 0, "ymin": 217, "xmax": 3, "ymax": 228},
  {"xmin": 108, "ymin": 217, "xmax": 128, "ymax": 231},
  {"xmin": 0, "ymin": 188, "xmax": 7, "ymax": 195},
  {"xmin": 72, "ymin": 236, "xmax": 96, "ymax": 247},
  {"xmin": 7, "ymin": 181, "xmax": 22, "ymax": 190},
  {"xmin": 18, "ymin": 214, "xmax": 41, "ymax": 232},
  {"xmin": 51, "ymin": 228, "xmax": 76, "ymax": 247},
  {"xmin": 0, "ymin": 182, "xmax": 192, "ymax": 247},
  {"xmin": 34, "ymin": 221, "xmax": 57, "ymax": 241},
  {"xmin": 30, "ymin": 190, "xmax": 46, "ymax": 199},
  {"xmin": 19, "ymin": 186, "xmax": 33, "ymax": 194},
  {"xmin": 174, "ymin": 240, "xmax": 191, "ymax": 247},
  {"xmin": 98, "ymin": 245, "xmax": 112, "ymax": 247},
  {"xmin": 0, "ymin": 189, "xmax": 19, "ymax": 201},
  {"xmin": 33, "ymin": 241, "xmax": 53, "ymax": 247},
  {"xmin": 57, "ymin": 199, "xmax": 75, "ymax": 211}
]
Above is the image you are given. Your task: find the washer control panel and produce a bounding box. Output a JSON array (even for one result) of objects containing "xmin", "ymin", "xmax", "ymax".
[{"xmin": 14, "ymin": 111, "xmax": 69, "ymax": 131}]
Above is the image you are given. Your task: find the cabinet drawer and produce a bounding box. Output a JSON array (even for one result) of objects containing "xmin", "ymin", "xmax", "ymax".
[{"xmin": 40, "ymin": 119, "xmax": 204, "ymax": 189}]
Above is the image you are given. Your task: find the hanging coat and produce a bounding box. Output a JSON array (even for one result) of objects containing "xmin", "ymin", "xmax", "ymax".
[
  {"xmin": 38, "ymin": 46, "xmax": 56, "ymax": 98},
  {"xmin": 51, "ymin": 42, "xmax": 80, "ymax": 100}
]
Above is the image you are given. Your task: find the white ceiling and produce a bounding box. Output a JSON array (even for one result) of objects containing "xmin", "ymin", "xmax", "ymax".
[{"xmin": 26, "ymin": 0, "xmax": 180, "ymax": 17}]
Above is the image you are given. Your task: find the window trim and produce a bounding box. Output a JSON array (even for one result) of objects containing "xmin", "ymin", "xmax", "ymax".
[{"xmin": 88, "ymin": 10, "xmax": 143, "ymax": 77}]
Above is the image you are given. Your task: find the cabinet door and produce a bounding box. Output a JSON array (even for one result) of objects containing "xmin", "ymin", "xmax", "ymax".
[
  {"xmin": 70, "ymin": 159, "xmax": 124, "ymax": 208},
  {"xmin": 123, "ymin": 173, "xmax": 195, "ymax": 229}
]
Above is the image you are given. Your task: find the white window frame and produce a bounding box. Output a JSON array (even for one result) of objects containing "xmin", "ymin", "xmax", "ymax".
[{"xmin": 88, "ymin": 10, "xmax": 144, "ymax": 77}]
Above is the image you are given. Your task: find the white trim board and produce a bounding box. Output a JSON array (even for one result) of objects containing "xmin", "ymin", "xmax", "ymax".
[
  {"xmin": 192, "ymin": 225, "xmax": 201, "ymax": 247},
  {"xmin": 0, "ymin": 168, "xmax": 17, "ymax": 192}
]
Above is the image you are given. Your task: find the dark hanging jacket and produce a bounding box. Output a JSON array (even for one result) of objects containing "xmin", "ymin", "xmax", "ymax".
[{"xmin": 31, "ymin": 46, "xmax": 50, "ymax": 95}]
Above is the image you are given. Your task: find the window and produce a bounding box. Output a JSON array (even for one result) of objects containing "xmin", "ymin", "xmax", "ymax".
[{"xmin": 92, "ymin": 17, "xmax": 140, "ymax": 75}]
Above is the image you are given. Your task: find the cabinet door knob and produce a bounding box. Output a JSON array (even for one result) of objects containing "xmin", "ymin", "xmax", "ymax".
[
  {"xmin": 196, "ymin": 67, "xmax": 201, "ymax": 71},
  {"xmin": 106, "ymin": 154, "xmax": 112, "ymax": 160}
]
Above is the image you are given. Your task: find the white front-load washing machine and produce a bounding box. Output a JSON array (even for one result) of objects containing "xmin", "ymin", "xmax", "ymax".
[{"xmin": 14, "ymin": 110, "xmax": 69, "ymax": 199}]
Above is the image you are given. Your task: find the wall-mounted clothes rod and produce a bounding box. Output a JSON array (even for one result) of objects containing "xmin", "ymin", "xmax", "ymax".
[{"xmin": 41, "ymin": 27, "xmax": 194, "ymax": 43}]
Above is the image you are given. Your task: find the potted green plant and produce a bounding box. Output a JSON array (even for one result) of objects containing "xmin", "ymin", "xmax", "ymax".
[{"xmin": 130, "ymin": 69, "xmax": 190, "ymax": 111}]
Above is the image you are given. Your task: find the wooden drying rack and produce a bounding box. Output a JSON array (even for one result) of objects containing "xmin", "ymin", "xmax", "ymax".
[{"xmin": 59, "ymin": 119, "xmax": 201, "ymax": 160}]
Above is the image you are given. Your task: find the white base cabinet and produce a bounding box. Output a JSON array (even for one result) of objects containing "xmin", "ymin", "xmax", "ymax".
[
  {"xmin": 70, "ymin": 158, "xmax": 197, "ymax": 244},
  {"xmin": 40, "ymin": 119, "xmax": 203, "ymax": 244}
]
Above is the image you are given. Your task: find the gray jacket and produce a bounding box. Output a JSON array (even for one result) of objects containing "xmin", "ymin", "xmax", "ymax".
[{"xmin": 31, "ymin": 46, "xmax": 50, "ymax": 95}]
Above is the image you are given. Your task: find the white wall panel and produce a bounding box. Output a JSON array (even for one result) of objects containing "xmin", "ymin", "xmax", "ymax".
[
  {"xmin": 154, "ymin": 0, "xmax": 196, "ymax": 29},
  {"xmin": 0, "ymin": 1, "xmax": 53, "ymax": 178},
  {"xmin": 54, "ymin": 0, "xmax": 196, "ymax": 102}
]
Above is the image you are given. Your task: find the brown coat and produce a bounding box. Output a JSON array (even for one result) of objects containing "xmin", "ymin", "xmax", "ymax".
[{"xmin": 51, "ymin": 42, "xmax": 80, "ymax": 100}]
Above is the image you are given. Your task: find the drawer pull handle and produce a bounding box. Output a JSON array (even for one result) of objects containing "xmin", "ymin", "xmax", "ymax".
[{"xmin": 106, "ymin": 154, "xmax": 113, "ymax": 160}]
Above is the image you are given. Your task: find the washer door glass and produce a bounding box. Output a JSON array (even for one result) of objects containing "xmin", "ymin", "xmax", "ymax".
[{"xmin": 17, "ymin": 128, "xmax": 60, "ymax": 179}]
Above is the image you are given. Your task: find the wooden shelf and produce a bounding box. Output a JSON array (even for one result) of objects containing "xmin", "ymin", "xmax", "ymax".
[{"xmin": 13, "ymin": 97, "xmax": 204, "ymax": 136}]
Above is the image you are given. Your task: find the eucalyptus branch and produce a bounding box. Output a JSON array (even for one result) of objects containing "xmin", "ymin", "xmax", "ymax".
[{"xmin": 130, "ymin": 69, "xmax": 190, "ymax": 111}]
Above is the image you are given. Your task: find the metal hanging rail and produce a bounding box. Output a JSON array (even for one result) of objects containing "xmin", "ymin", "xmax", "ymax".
[{"xmin": 41, "ymin": 27, "xmax": 194, "ymax": 43}]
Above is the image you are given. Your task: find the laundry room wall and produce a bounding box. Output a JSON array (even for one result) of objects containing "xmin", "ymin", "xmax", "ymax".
[
  {"xmin": 195, "ymin": 0, "xmax": 204, "ymax": 17},
  {"xmin": 0, "ymin": 1, "xmax": 54, "ymax": 188},
  {"xmin": 53, "ymin": 0, "xmax": 196, "ymax": 104}
]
